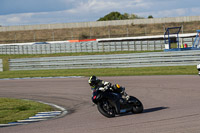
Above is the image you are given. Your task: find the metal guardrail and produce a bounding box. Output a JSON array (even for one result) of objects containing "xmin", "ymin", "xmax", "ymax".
[
  {"xmin": 0, "ymin": 37, "xmax": 195, "ymax": 55},
  {"xmin": 0, "ymin": 59, "xmax": 3, "ymax": 71},
  {"xmin": 9, "ymin": 50, "xmax": 200, "ymax": 71},
  {"xmin": 0, "ymin": 41, "xmax": 165, "ymax": 54}
]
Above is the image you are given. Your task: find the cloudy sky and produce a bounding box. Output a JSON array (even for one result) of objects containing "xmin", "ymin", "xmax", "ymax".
[{"xmin": 0, "ymin": 0, "xmax": 200, "ymax": 26}]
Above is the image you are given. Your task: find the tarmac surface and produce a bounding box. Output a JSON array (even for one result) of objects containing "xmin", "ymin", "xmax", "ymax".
[{"xmin": 0, "ymin": 75, "xmax": 200, "ymax": 133}]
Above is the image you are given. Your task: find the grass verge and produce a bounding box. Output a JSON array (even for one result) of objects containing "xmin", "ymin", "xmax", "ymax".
[
  {"xmin": 0, "ymin": 98, "xmax": 53, "ymax": 124},
  {"xmin": 0, "ymin": 65, "xmax": 197, "ymax": 79}
]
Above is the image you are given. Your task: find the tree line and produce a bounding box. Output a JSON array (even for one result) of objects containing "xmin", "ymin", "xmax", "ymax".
[{"xmin": 97, "ymin": 12, "xmax": 153, "ymax": 21}]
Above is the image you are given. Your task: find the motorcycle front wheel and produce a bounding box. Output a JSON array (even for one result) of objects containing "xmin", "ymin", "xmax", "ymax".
[
  {"xmin": 130, "ymin": 96, "xmax": 143, "ymax": 114},
  {"xmin": 97, "ymin": 100, "xmax": 116, "ymax": 118}
]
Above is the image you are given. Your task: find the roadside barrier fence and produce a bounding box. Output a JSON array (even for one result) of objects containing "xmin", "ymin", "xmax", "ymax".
[
  {"xmin": 0, "ymin": 37, "xmax": 194, "ymax": 54},
  {"xmin": 9, "ymin": 50, "xmax": 200, "ymax": 71}
]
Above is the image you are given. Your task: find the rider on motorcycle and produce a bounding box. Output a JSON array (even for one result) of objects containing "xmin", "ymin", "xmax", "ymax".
[{"xmin": 88, "ymin": 75, "xmax": 130, "ymax": 101}]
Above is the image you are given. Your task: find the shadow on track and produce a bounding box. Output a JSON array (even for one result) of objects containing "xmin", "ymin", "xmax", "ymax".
[
  {"xmin": 143, "ymin": 107, "xmax": 169, "ymax": 114},
  {"xmin": 117, "ymin": 107, "xmax": 168, "ymax": 117}
]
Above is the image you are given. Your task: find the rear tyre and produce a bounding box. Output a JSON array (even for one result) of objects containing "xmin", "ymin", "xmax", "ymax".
[{"xmin": 97, "ymin": 100, "xmax": 115, "ymax": 118}]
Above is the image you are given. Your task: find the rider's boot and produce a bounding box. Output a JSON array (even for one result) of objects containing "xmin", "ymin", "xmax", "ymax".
[{"xmin": 121, "ymin": 91, "xmax": 130, "ymax": 101}]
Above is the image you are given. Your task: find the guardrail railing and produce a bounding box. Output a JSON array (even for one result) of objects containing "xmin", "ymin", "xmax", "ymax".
[
  {"xmin": 0, "ymin": 37, "xmax": 195, "ymax": 55},
  {"xmin": 9, "ymin": 50, "xmax": 200, "ymax": 71},
  {"xmin": 0, "ymin": 41, "xmax": 165, "ymax": 54}
]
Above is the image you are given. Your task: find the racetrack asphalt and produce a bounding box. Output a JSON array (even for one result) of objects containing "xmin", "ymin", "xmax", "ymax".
[{"xmin": 0, "ymin": 75, "xmax": 200, "ymax": 133}]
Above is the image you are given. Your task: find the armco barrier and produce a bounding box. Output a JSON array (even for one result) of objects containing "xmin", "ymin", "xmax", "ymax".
[
  {"xmin": 0, "ymin": 41, "xmax": 165, "ymax": 54},
  {"xmin": 0, "ymin": 59, "xmax": 3, "ymax": 71},
  {"xmin": 9, "ymin": 50, "xmax": 200, "ymax": 71},
  {"xmin": 0, "ymin": 36, "xmax": 195, "ymax": 55}
]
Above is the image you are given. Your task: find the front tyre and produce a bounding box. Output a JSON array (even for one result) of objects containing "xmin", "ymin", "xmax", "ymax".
[
  {"xmin": 130, "ymin": 96, "xmax": 143, "ymax": 114},
  {"xmin": 97, "ymin": 100, "xmax": 115, "ymax": 118}
]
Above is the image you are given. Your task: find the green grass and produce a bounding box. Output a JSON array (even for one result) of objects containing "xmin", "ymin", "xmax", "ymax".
[
  {"xmin": 0, "ymin": 66, "xmax": 197, "ymax": 79},
  {"xmin": 0, "ymin": 98, "xmax": 53, "ymax": 124}
]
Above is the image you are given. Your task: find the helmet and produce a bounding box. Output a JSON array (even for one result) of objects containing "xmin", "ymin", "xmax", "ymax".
[{"xmin": 88, "ymin": 75, "xmax": 98, "ymax": 86}]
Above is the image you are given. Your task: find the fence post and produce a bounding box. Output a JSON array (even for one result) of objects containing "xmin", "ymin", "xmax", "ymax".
[
  {"xmin": 108, "ymin": 26, "xmax": 111, "ymax": 38},
  {"xmin": 121, "ymin": 42, "xmax": 123, "ymax": 51},
  {"xmin": 71, "ymin": 28, "xmax": 74, "ymax": 39},
  {"xmin": 163, "ymin": 24, "xmax": 166, "ymax": 34},
  {"xmin": 128, "ymin": 41, "xmax": 130, "ymax": 51},
  {"xmin": 14, "ymin": 32, "xmax": 17, "ymax": 43},
  {"xmin": 91, "ymin": 42, "xmax": 94, "ymax": 52},
  {"xmin": 134, "ymin": 41, "xmax": 136, "ymax": 51},
  {"xmin": 90, "ymin": 27, "xmax": 92, "ymax": 39},
  {"xmin": 107, "ymin": 42, "xmax": 110, "ymax": 52},
  {"xmin": 33, "ymin": 31, "xmax": 36, "ymax": 42},
  {"xmin": 126, "ymin": 25, "xmax": 129, "ymax": 37},
  {"xmin": 182, "ymin": 24, "xmax": 184, "ymax": 34},
  {"xmin": 52, "ymin": 31, "xmax": 55, "ymax": 41},
  {"xmin": 114, "ymin": 42, "xmax": 117, "ymax": 51}
]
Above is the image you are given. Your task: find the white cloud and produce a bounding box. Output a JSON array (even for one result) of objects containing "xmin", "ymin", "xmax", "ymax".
[
  {"xmin": 137, "ymin": 7, "xmax": 200, "ymax": 18},
  {"xmin": 0, "ymin": 0, "xmax": 200, "ymax": 26},
  {"xmin": 191, "ymin": 7, "xmax": 200, "ymax": 13},
  {"xmin": 67, "ymin": 0, "xmax": 149, "ymax": 14},
  {"xmin": 6, "ymin": 17, "xmax": 21, "ymax": 23},
  {"xmin": 0, "ymin": 13, "xmax": 34, "ymax": 25},
  {"xmin": 68, "ymin": 0, "xmax": 118, "ymax": 13}
]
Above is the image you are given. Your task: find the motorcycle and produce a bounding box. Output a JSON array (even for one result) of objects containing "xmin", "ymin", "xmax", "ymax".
[
  {"xmin": 197, "ymin": 64, "xmax": 200, "ymax": 76},
  {"xmin": 92, "ymin": 88, "xmax": 143, "ymax": 118}
]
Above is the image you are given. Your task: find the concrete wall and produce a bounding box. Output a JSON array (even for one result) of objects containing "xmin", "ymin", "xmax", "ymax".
[{"xmin": 1, "ymin": 16, "xmax": 200, "ymax": 32}]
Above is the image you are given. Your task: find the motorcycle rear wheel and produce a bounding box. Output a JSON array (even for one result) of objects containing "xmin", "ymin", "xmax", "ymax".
[{"xmin": 97, "ymin": 100, "xmax": 116, "ymax": 118}]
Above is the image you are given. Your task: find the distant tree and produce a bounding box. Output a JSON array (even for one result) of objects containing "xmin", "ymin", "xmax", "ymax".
[
  {"xmin": 97, "ymin": 12, "xmax": 143, "ymax": 21},
  {"xmin": 129, "ymin": 14, "xmax": 144, "ymax": 19},
  {"xmin": 97, "ymin": 12, "xmax": 126, "ymax": 21},
  {"xmin": 123, "ymin": 13, "xmax": 129, "ymax": 19},
  {"xmin": 148, "ymin": 15, "xmax": 153, "ymax": 19}
]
